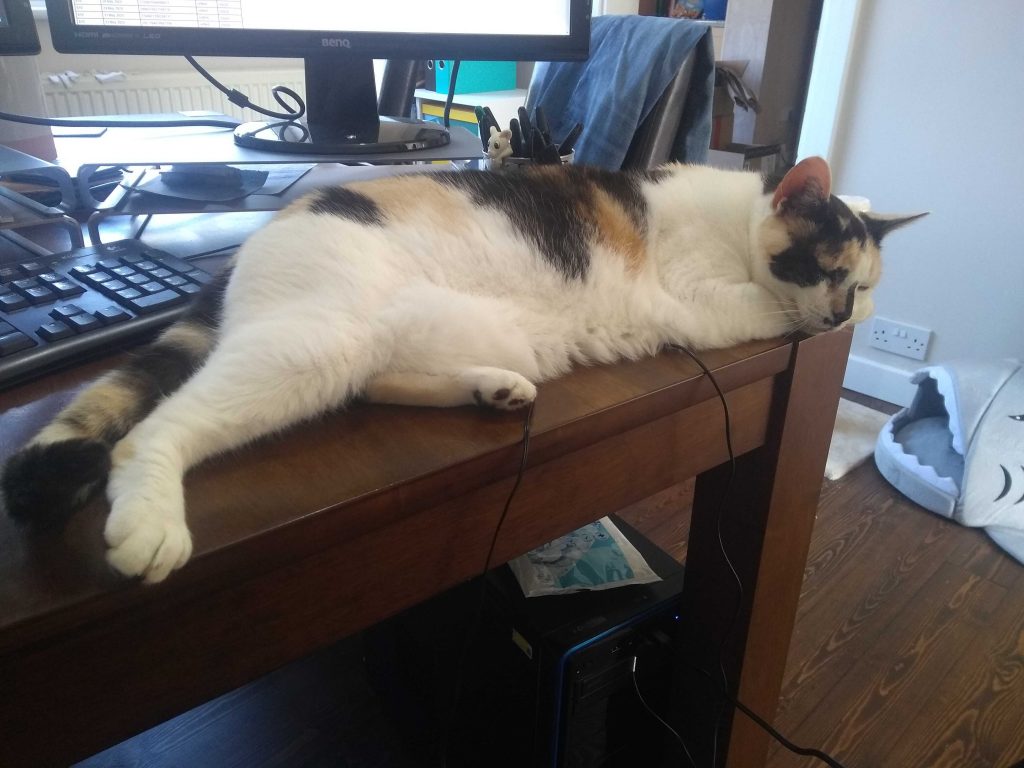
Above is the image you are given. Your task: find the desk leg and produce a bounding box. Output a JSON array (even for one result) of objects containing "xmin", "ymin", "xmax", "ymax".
[{"xmin": 672, "ymin": 330, "xmax": 852, "ymax": 767}]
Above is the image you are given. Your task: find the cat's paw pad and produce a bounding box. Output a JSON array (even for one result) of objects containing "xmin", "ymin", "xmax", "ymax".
[
  {"xmin": 467, "ymin": 369, "xmax": 536, "ymax": 411},
  {"xmin": 104, "ymin": 499, "xmax": 192, "ymax": 584}
]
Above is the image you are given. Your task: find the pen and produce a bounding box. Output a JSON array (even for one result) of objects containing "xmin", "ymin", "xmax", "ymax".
[
  {"xmin": 557, "ymin": 122, "xmax": 583, "ymax": 156},
  {"xmin": 509, "ymin": 118, "xmax": 524, "ymax": 157},
  {"xmin": 482, "ymin": 106, "xmax": 500, "ymax": 138},
  {"xmin": 474, "ymin": 106, "xmax": 489, "ymax": 151},
  {"xmin": 517, "ymin": 106, "xmax": 534, "ymax": 139},
  {"xmin": 535, "ymin": 106, "xmax": 551, "ymax": 144}
]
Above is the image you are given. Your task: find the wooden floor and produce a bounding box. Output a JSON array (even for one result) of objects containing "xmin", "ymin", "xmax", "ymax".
[{"xmin": 620, "ymin": 399, "xmax": 1024, "ymax": 768}]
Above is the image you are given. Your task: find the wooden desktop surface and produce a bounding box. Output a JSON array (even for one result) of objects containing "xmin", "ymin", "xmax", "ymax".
[{"xmin": 0, "ymin": 329, "xmax": 852, "ymax": 767}]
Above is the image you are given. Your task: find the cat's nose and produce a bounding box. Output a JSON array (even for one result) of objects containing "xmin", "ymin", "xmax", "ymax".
[{"xmin": 824, "ymin": 310, "xmax": 851, "ymax": 327}]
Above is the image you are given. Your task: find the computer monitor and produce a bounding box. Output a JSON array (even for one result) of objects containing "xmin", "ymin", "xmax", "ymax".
[
  {"xmin": 43, "ymin": 1, "xmax": 591, "ymax": 155},
  {"xmin": 0, "ymin": 0, "xmax": 40, "ymax": 55}
]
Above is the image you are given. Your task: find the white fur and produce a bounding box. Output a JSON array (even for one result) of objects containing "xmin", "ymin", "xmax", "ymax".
[{"xmin": 102, "ymin": 165, "xmax": 811, "ymax": 582}]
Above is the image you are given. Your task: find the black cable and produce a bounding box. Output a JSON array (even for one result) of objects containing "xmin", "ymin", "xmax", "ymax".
[
  {"xmin": 442, "ymin": 60, "xmax": 461, "ymax": 129},
  {"xmin": 686, "ymin": 661, "xmax": 849, "ymax": 768},
  {"xmin": 439, "ymin": 399, "xmax": 535, "ymax": 767},
  {"xmin": 631, "ymin": 655, "xmax": 698, "ymax": 768},
  {"xmin": 0, "ymin": 110, "xmax": 239, "ymax": 129},
  {"xmin": 185, "ymin": 55, "xmax": 306, "ymax": 121}
]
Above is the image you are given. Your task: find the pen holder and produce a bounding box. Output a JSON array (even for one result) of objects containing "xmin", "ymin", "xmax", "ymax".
[{"xmin": 497, "ymin": 150, "xmax": 575, "ymax": 172}]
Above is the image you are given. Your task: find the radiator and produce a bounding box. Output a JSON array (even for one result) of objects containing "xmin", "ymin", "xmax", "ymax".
[{"xmin": 41, "ymin": 68, "xmax": 306, "ymax": 121}]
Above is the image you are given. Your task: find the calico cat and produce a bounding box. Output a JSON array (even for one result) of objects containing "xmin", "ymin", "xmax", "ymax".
[{"xmin": 0, "ymin": 156, "xmax": 923, "ymax": 583}]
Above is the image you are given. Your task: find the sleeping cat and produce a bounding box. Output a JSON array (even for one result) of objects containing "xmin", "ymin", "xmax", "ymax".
[{"xmin": 0, "ymin": 156, "xmax": 923, "ymax": 583}]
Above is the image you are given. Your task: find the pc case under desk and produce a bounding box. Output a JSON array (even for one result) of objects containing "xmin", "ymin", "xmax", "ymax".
[{"xmin": 364, "ymin": 516, "xmax": 685, "ymax": 768}]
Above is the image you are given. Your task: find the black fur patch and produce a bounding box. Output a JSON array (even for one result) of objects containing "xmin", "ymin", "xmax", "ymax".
[
  {"xmin": 120, "ymin": 343, "xmax": 203, "ymax": 419},
  {"xmin": 435, "ymin": 167, "xmax": 649, "ymax": 281},
  {"xmin": 770, "ymin": 241, "xmax": 829, "ymax": 287},
  {"xmin": 770, "ymin": 195, "xmax": 870, "ymax": 287},
  {"xmin": 308, "ymin": 187, "xmax": 383, "ymax": 224},
  {"xmin": 1, "ymin": 440, "xmax": 111, "ymax": 528}
]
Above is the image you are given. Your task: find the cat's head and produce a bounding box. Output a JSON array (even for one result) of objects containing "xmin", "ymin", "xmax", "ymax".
[{"xmin": 757, "ymin": 156, "xmax": 926, "ymax": 334}]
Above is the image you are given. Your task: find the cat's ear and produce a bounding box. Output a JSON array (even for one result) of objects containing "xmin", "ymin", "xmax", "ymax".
[
  {"xmin": 861, "ymin": 211, "xmax": 929, "ymax": 243},
  {"xmin": 771, "ymin": 156, "xmax": 832, "ymax": 212}
]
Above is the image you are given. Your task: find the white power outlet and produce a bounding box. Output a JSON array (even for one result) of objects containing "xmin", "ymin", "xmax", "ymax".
[{"xmin": 869, "ymin": 317, "xmax": 932, "ymax": 361}]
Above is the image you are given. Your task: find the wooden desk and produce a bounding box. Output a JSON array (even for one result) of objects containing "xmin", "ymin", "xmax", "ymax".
[{"xmin": 0, "ymin": 329, "xmax": 851, "ymax": 767}]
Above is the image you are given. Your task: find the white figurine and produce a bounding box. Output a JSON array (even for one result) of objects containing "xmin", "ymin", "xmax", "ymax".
[{"xmin": 485, "ymin": 125, "xmax": 513, "ymax": 170}]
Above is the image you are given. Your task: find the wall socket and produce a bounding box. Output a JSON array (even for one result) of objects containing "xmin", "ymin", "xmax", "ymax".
[{"xmin": 869, "ymin": 317, "xmax": 932, "ymax": 361}]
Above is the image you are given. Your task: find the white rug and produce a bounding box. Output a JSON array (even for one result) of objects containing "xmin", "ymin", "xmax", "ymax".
[{"xmin": 825, "ymin": 398, "xmax": 892, "ymax": 480}]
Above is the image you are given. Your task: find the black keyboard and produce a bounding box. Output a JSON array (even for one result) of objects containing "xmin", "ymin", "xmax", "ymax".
[{"xmin": 0, "ymin": 239, "xmax": 215, "ymax": 389}]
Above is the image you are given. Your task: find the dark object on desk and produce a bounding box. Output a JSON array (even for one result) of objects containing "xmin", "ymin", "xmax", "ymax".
[
  {"xmin": 366, "ymin": 516, "xmax": 684, "ymax": 768},
  {"xmin": 139, "ymin": 164, "xmax": 270, "ymax": 202},
  {"xmin": 526, "ymin": 15, "xmax": 715, "ymax": 170},
  {"xmin": 0, "ymin": 0, "xmax": 39, "ymax": 55},
  {"xmin": 0, "ymin": 239, "xmax": 216, "ymax": 389}
]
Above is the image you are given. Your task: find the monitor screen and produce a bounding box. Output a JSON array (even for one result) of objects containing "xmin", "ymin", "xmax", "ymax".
[
  {"xmin": 44, "ymin": 0, "xmax": 591, "ymax": 155},
  {"xmin": 46, "ymin": 0, "xmax": 588, "ymax": 62},
  {"xmin": 0, "ymin": 0, "xmax": 41, "ymax": 55}
]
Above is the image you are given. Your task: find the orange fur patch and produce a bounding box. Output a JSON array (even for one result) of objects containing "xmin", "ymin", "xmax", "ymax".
[{"xmin": 589, "ymin": 187, "xmax": 646, "ymax": 272}]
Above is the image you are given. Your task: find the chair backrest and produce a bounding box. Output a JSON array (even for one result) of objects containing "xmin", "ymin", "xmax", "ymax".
[
  {"xmin": 378, "ymin": 59, "xmax": 420, "ymax": 118},
  {"xmin": 620, "ymin": 48, "xmax": 697, "ymax": 170}
]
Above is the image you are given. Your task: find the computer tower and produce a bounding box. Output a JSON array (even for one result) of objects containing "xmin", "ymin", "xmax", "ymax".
[{"xmin": 364, "ymin": 516, "xmax": 685, "ymax": 768}]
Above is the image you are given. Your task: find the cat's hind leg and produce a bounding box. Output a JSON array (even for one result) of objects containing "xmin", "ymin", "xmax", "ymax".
[
  {"xmin": 363, "ymin": 285, "xmax": 545, "ymax": 411},
  {"xmin": 365, "ymin": 368, "xmax": 536, "ymax": 410},
  {"xmin": 105, "ymin": 321, "xmax": 383, "ymax": 583}
]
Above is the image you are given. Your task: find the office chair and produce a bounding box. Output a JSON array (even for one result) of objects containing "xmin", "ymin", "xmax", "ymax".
[{"xmin": 525, "ymin": 15, "xmax": 714, "ymax": 171}]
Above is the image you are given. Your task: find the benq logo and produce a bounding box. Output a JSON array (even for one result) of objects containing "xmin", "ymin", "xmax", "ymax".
[{"xmin": 321, "ymin": 38, "xmax": 352, "ymax": 48}]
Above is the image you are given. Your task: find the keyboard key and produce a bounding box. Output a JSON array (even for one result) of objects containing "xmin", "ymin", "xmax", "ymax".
[
  {"xmin": 51, "ymin": 305, "xmax": 83, "ymax": 320},
  {"xmin": 18, "ymin": 262, "xmax": 47, "ymax": 277},
  {"xmin": 66, "ymin": 313, "xmax": 102, "ymax": 332},
  {"xmin": 178, "ymin": 282, "xmax": 202, "ymax": 295},
  {"xmin": 37, "ymin": 321, "xmax": 74, "ymax": 341},
  {"xmin": 111, "ymin": 266, "xmax": 137, "ymax": 277},
  {"xmin": 0, "ymin": 292, "xmax": 29, "ymax": 311},
  {"xmin": 126, "ymin": 289, "xmax": 187, "ymax": 314},
  {"xmin": 98, "ymin": 279, "xmax": 128, "ymax": 293},
  {"xmin": 0, "ymin": 266, "xmax": 18, "ymax": 284},
  {"xmin": 121, "ymin": 253, "xmax": 143, "ymax": 264},
  {"xmin": 184, "ymin": 270, "xmax": 213, "ymax": 284},
  {"xmin": 24, "ymin": 286, "xmax": 56, "ymax": 304},
  {"xmin": 116, "ymin": 287, "xmax": 143, "ymax": 301},
  {"xmin": 50, "ymin": 280, "xmax": 86, "ymax": 298},
  {"xmin": 135, "ymin": 261, "xmax": 159, "ymax": 272},
  {"xmin": 140, "ymin": 281, "xmax": 165, "ymax": 294},
  {"xmin": 95, "ymin": 305, "xmax": 131, "ymax": 324},
  {"xmin": 150, "ymin": 253, "xmax": 193, "ymax": 273},
  {"xmin": 0, "ymin": 320, "xmax": 14, "ymax": 335},
  {"xmin": 70, "ymin": 264, "xmax": 98, "ymax": 277},
  {"xmin": 148, "ymin": 268, "xmax": 173, "ymax": 280},
  {"xmin": 127, "ymin": 273, "xmax": 150, "ymax": 285},
  {"xmin": 98, "ymin": 258, "xmax": 123, "ymax": 269},
  {"xmin": 164, "ymin": 275, "xmax": 187, "ymax": 287},
  {"xmin": 0, "ymin": 331, "xmax": 35, "ymax": 356},
  {"xmin": 38, "ymin": 273, "xmax": 62, "ymax": 283},
  {"xmin": 12, "ymin": 278, "xmax": 39, "ymax": 292}
]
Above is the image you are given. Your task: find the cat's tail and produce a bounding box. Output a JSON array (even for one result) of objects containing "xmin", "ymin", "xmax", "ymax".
[{"xmin": 1, "ymin": 269, "xmax": 230, "ymax": 528}]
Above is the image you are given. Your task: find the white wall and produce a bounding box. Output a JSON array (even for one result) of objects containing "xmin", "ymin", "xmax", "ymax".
[{"xmin": 810, "ymin": 0, "xmax": 1024, "ymax": 405}]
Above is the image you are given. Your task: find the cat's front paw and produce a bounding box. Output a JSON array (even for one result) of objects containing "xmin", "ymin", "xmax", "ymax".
[
  {"xmin": 464, "ymin": 367, "xmax": 537, "ymax": 411},
  {"xmin": 104, "ymin": 494, "xmax": 192, "ymax": 584}
]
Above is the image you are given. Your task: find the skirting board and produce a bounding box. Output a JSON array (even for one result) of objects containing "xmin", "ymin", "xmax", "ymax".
[{"xmin": 843, "ymin": 353, "xmax": 917, "ymax": 407}]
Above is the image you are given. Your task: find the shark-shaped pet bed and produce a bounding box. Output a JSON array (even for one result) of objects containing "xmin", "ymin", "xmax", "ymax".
[{"xmin": 875, "ymin": 359, "xmax": 1024, "ymax": 564}]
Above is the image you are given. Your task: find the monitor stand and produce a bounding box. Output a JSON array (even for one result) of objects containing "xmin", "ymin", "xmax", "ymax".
[{"xmin": 233, "ymin": 56, "xmax": 450, "ymax": 156}]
